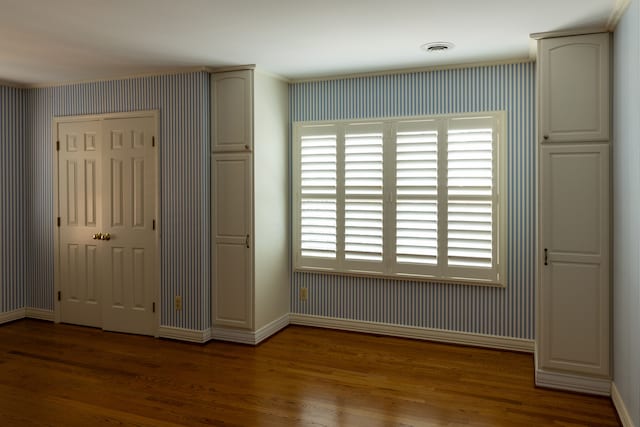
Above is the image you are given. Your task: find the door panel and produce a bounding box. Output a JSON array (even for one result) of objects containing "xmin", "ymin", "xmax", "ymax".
[
  {"xmin": 539, "ymin": 33, "xmax": 610, "ymax": 142},
  {"xmin": 214, "ymin": 242, "xmax": 250, "ymax": 324},
  {"xmin": 212, "ymin": 153, "xmax": 253, "ymax": 328},
  {"xmin": 101, "ymin": 117, "xmax": 157, "ymax": 336},
  {"xmin": 547, "ymin": 151, "xmax": 602, "ymax": 255},
  {"xmin": 58, "ymin": 121, "xmax": 103, "ymax": 327},
  {"xmin": 539, "ymin": 144, "xmax": 609, "ymax": 376},
  {"xmin": 547, "ymin": 261, "xmax": 602, "ymax": 366},
  {"xmin": 211, "ymin": 70, "xmax": 253, "ymax": 152}
]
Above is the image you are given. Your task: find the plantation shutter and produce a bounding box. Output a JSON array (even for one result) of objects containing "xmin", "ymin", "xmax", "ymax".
[
  {"xmin": 344, "ymin": 123, "xmax": 384, "ymax": 266},
  {"xmin": 446, "ymin": 116, "xmax": 498, "ymax": 281},
  {"xmin": 293, "ymin": 113, "xmax": 505, "ymax": 285},
  {"xmin": 297, "ymin": 125, "xmax": 338, "ymax": 267},
  {"xmin": 394, "ymin": 120, "xmax": 440, "ymax": 275}
]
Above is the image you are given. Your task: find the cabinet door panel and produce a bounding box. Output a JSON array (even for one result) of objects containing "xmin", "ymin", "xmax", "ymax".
[
  {"xmin": 545, "ymin": 261, "xmax": 604, "ymax": 370},
  {"xmin": 215, "ymin": 158, "xmax": 250, "ymax": 237},
  {"xmin": 212, "ymin": 153, "xmax": 253, "ymax": 329},
  {"xmin": 539, "ymin": 33, "xmax": 610, "ymax": 143},
  {"xmin": 539, "ymin": 144, "xmax": 609, "ymax": 376},
  {"xmin": 212, "ymin": 70, "xmax": 253, "ymax": 152},
  {"xmin": 214, "ymin": 242, "xmax": 251, "ymax": 326},
  {"xmin": 547, "ymin": 150, "xmax": 602, "ymax": 255}
]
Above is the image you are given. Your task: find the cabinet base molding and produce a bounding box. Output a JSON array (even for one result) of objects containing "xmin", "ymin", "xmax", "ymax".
[
  {"xmin": 157, "ymin": 326, "xmax": 212, "ymax": 343},
  {"xmin": 211, "ymin": 314, "xmax": 290, "ymax": 345},
  {"xmin": 535, "ymin": 368, "xmax": 611, "ymax": 396},
  {"xmin": 612, "ymin": 382, "xmax": 637, "ymax": 427},
  {"xmin": 289, "ymin": 314, "xmax": 534, "ymax": 353}
]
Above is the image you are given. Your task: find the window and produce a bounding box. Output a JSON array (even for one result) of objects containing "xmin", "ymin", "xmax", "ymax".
[{"xmin": 293, "ymin": 112, "xmax": 506, "ymax": 285}]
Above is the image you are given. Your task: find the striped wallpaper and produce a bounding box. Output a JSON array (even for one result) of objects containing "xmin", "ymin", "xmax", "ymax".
[
  {"xmin": 290, "ymin": 62, "xmax": 536, "ymax": 339},
  {"xmin": 0, "ymin": 86, "xmax": 27, "ymax": 313},
  {"xmin": 25, "ymin": 72, "xmax": 211, "ymax": 330}
]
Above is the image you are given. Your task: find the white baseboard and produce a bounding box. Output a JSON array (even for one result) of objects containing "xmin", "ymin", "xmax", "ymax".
[
  {"xmin": 157, "ymin": 325, "xmax": 212, "ymax": 344},
  {"xmin": 289, "ymin": 314, "xmax": 534, "ymax": 353},
  {"xmin": 25, "ymin": 308, "xmax": 55, "ymax": 321},
  {"xmin": 210, "ymin": 326, "xmax": 255, "ymax": 344},
  {"xmin": 0, "ymin": 308, "xmax": 55, "ymax": 325},
  {"xmin": 535, "ymin": 368, "xmax": 611, "ymax": 396},
  {"xmin": 255, "ymin": 313, "xmax": 290, "ymax": 344},
  {"xmin": 212, "ymin": 313, "xmax": 290, "ymax": 345},
  {"xmin": 612, "ymin": 382, "xmax": 637, "ymax": 427},
  {"xmin": 0, "ymin": 308, "xmax": 26, "ymax": 325}
]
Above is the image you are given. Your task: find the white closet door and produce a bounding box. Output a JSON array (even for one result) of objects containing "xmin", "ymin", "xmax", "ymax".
[
  {"xmin": 57, "ymin": 115, "xmax": 157, "ymax": 336},
  {"xmin": 211, "ymin": 70, "xmax": 253, "ymax": 152},
  {"xmin": 539, "ymin": 144, "xmax": 609, "ymax": 376},
  {"xmin": 212, "ymin": 153, "xmax": 253, "ymax": 328},
  {"xmin": 538, "ymin": 33, "xmax": 610, "ymax": 143},
  {"xmin": 58, "ymin": 120, "xmax": 103, "ymax": 327},
  {"xmin": 101, "ymin": 117, "xmax": 157, "ymax": 336}
]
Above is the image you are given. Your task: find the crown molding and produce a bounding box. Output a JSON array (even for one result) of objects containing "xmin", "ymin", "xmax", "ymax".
[
  {"xmin": 608, "ymin": 0, "xmax": 632, "ymax": 30},
  {"xmin": 290, "ymin": 58, "xmax": 534, "ymax": 84},
  {"xmin": 530, "ymin": 27, "xmax": 609, "ymax": 40},
  {"xmin": 22, "ymin": 66, "xmax": 210, "ymax": 89},
  {"xmin": 0, "ymin": 79, "xmax": 28, "ymax": 89},
  {"xmin": 205, "ymin": 64, "xmax": 256, "ymax": 73}
]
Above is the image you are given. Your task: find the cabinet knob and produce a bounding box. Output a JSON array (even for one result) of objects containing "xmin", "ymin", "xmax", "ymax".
[{"xmin": 543, "ymin": 135, "xmax": 549, "ymax": 140}]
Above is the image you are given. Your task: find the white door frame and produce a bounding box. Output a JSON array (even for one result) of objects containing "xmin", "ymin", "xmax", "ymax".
[{"xmin": 53, "ymin": 110, "xmax": 161, "ymax": 336}]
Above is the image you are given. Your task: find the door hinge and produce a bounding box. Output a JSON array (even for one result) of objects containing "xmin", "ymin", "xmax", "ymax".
[
  {"xmin": 56, "ymin": 141, "xmax": 60, "ymax": 151},
  {"xmin": 152, "ymin": 136, "xmax": 155, "ymax": 147},
  {"xmin": 57, "ymin": 217, "xmax": 61, "ymax": 227},
  {"xmin": 152, "ymin": 302, "xmax": 156, "ymax": 313},
  {"xmin": 57, "ymin": 291, "xmax": 61, "ymax": 301},
  {"xmin": 152, "ymin": 219, "xmax": 156, "ymax": 230}
]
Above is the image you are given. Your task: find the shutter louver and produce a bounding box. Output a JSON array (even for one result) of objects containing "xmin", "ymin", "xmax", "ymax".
[
  {"xmin": 447, "ymin": 127, "xmax": 493, "ymax": 268},
  {"xmin": 300, "ymin": 134, "xmax": 337, "ymax": 259},
  {"xmin": 396, "ymin": 127, "xmax": 438, "ymax": 265},
  {"xmin": 345, "ymin": 130, "xmax": 383, "ymax": 262}
]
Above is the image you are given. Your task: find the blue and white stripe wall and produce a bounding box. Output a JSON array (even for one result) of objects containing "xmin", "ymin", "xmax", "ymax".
[
  {"xmin": 0, "ymin": 85, "xmax": 27, "ymax": 314},
  {"xmin": 5, "ymin": 63, "xmax": 535, "ymax": 343},
  {"xmin": 290, "ymin": 62, "xmax": 536, "ymax": 340},
  {"xmin": 24, "ymin": 71, "xmax": 211, "ymax": 330}
]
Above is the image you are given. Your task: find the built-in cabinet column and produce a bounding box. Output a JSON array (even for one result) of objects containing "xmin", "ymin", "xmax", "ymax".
[
  {"xmin": 534, "ymin": 32, "xmax": 611, "ymax": 395},
  {"xmin": 212, "ymin": 152, "xmax": 252, "ymax": 329},
  {"xmin": 210, "ymin": 68, "xmax": 289, "ymax": 344}
]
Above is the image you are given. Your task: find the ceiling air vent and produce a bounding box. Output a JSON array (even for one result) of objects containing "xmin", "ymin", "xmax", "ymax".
[{"xmin": 420, "ymin": 42, "xmax": 455, "ymax": 53}]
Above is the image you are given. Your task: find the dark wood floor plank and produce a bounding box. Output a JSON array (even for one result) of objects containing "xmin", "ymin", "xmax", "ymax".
[{"xmin": 0, "ymin": 320, "xmax": 620, "ymax": 426}]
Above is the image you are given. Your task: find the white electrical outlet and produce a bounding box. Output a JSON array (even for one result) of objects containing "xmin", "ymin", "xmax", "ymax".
[{"xmin": 175, "ymin": 295, "xmax": 182, "ymax": 311}]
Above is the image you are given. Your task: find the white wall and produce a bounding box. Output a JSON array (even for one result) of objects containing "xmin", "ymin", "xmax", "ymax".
[
  {"xmin": 613, "ymin": 0, "xmax": 640, "ymax": 424},
  {"xmin": 253, "ymin": 70, "xmax": 290, "ymax": 329}
]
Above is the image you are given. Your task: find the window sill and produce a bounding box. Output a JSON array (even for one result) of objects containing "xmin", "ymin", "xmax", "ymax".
[{"xmin": 293, "ymin": 266, "xmax": 506, "ymax": 288}]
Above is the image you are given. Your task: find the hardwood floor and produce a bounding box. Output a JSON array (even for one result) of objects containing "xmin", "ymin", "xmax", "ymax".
[{"xmin": 0, "ymin": 320, "xmax": 620, "ymax": 426}]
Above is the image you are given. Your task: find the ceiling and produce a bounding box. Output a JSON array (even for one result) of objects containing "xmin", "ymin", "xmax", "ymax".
[{"xmin": 0, "ymin": 0, "xmax": 618, "ymax": 86}]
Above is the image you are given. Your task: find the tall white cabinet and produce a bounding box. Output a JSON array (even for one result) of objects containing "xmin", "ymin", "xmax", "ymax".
[
  {"xmin": 534, "ymin": 32, "xmax": 611, "ymax": 395},
  {"xmin": 211, "ymin": 68, "xmax": 290, "ymax": 344}
]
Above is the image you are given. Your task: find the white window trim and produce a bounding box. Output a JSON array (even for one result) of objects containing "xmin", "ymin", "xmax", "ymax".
[{"xmin": 293, "ymin": 111, "xmax": 507, "ymax": 287}]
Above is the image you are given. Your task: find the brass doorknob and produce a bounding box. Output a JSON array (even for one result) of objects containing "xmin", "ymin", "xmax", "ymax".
[
  {"xmin": 100, "ymin": 233, "xmax": 111, "ymax": 241},
  {"xmin": 92, "ymin": 233, "xmax": 102, "ymax": 240}
]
